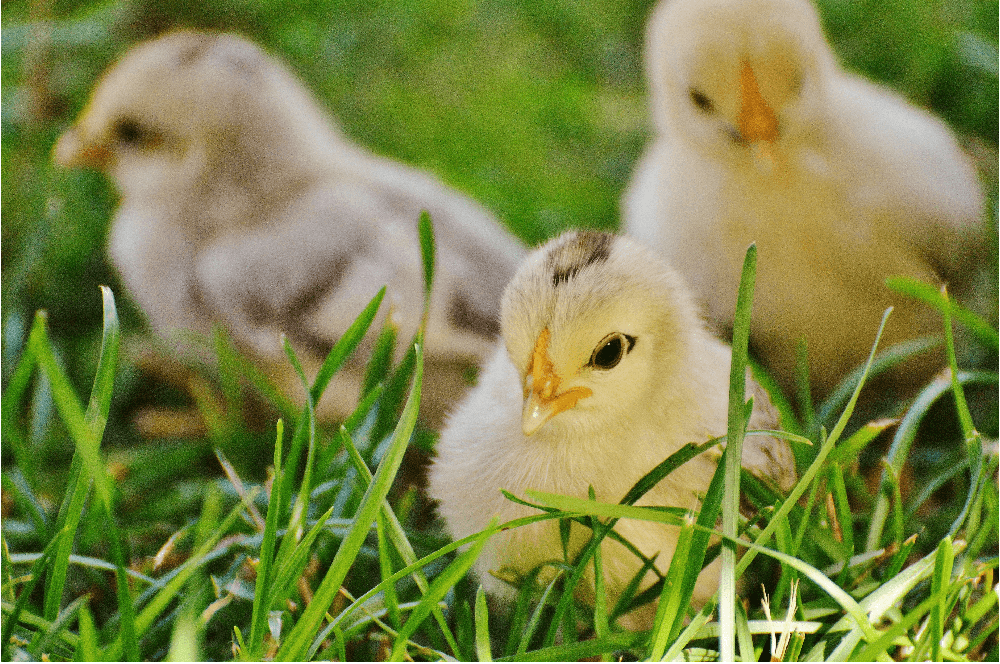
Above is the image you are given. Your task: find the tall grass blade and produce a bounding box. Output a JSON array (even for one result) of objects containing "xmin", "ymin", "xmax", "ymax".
[
  {"xmin": 389, "ymin": 516, "xmax": 500, "ymax": 660},
  {"xmin": 661, "ymin": 600, "xmax": 717, "ymax": 662},
  {"xmin": 246, "ymin": 421, "xmax": 284, "ymax": 660},
  {"xmin": 886, "ymin": 275, "xmax": 999, "ymax": 349},
  {"xmin": 940, "ymin": 286, "xmax": 989, "ymax": 540},
  {"xmin": 930, "ymin": 536, "xmax": 954, "ymax": 661},
  {"xmin": 43, "ymin": 287, "xmax": 119, "ymax": 627},
  {"xmin": 418, "ymin": 210, "xmax": 436, "ymax": 307},
  {"xmin": 1, "ymin": 528, "xmax": 62, "ymax": 660},
  {"xmin": 275, "ymin": 335, "xmax": 424, "ymax": 661},
  {"xmin": 310, "ymin": 287, "xmax": 386, "ymax": 402},
  {"xmin": 816, "ymin": 336, "xmax": 940, "ymax": 428},
  {"xmin": 104, "ymin": 487, "xmax": 259, "ymax": 660},
  {"xmin": 336, "ymin": 425, "xmax": 463, "ymax": 656},
  {"xmin": 75, "ymin": 602, "xmax": 98, "ymax": 661},
  {"xmin": 26, "ymin": 307, "xmax": 138, "ymax": 660},
  {"xmin": 739, "ymin": 308, "xmax": 893, "ymax": 580},
  {"xmin": 475, "ymin": 586, "xmax": 493, "ymax": 662},
  {"xmin": 720, "ymin": 243, "xmax": 757, "ymax": 662}
]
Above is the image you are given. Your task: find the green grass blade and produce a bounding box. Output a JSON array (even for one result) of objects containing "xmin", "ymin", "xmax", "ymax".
[
  {"xmin": 494, "ymin": 631, "xmax": 647, "ymax": 662},
  {"xmin": 83, "ymin": 286, "xmax": 119, "ymax": 431},
  {"xmin": 265, "ymin": 504, "xmax": 337, "ymax": 618},
  {"xmin": 941, "ymin": 286, "xmax": 989, "ymax": 540},
  {"xmin": 75, "ymin": 602, "xmax": 99, "ymax": 662},
  {"xmin": 280, "ymin": 338, "xmax": 320, "ymax": 547},
  {"xmin": 865, "ymin": 368, "xmax": 996, "ymax": 551},
  {"xmin": 1, "ymin": 527, "xmax": 62, "ymax": 660},
  {"xmin": 735, "ymin": 600, "xmax": 756, "ymax": 663},
  {"xmin": 737, "ymin": 308, "xmax": 892, "ymax": 582},
  {"xmin": 104, "ymin": 486, "xmax": 258, "ymax": 660},
  {"xmin": 2, "ymin": 470, "xmax": 49, "ymax": 542},
  {"xmin": 649, "ymin": 512, "xmax": 695, "ymax": 660},
  {"xmin": 749, "ymin": 355, "xmax": 803, "ymax": 437},
  {"xmin": 43, "ymin": 287, "xmax": 119, "ymax": 626},
  {"xmin": 720, "ymin": 243, "xmax": 757, "ymax": 662},
  {"xmin": 12, "ymin": 594, "xmax": 87, "ymax": 658},
  {"xmin": 418, "ymin": 210, "xmax": 436, "ymax": 306},
  {"xmin": 930, "ymin": 536, "xmax": 954, "ymax": 661},
  {"xmin": 656, "ymin": 437, "xmax": 731, "ymax": 654},
  {"xmin": 514, "ymin": 570, "xmax": 563, "ymax": 660},
  {"xmin": 475, "ymin": 586, "xmax": 493, "ymax": 662},
  {"xmin": 886, "ymin": 275, "xmax": 999, "ymax": 349},
  {"xmin": 829, "ymin": 462, "xmax": 854, "ymax": 557},
  {"xmin": 336, "ymin": 425, "xmax": 463, "ymax": 656},
  {"xmin": 827, "ymin": 540, "xmax": 953, "ymax": 660},
  {"xmin": 376, "ymin": 514, "xmax": 402, "ymax": 630},
  {"xmin": 661, "ymin": 600, "xmax": 717, "ymax": 662},
  {"xmin": 361, "ymin": 320, "xmax": 397, "ymax": 398},
  {"xmin": 247, "ymin": 420, "xmax": 284, "ymax": 660},
  {"xmin": 529, "ymin": 491, "xmax": 881, "ymax": 643},
  {"xmin": 275, "ymin": 334, "xmax": 424, "ymax": 661},
  {"xmin": 1, "ymin": 313, "xmax": 43, "ymax": 487},
  {"xmin": 310, "ymin": 286, "xmax": 386, "ymax": 402},
  {"xmin": 316, "ymin": 523, "xmax": 506, "ymax": 645},
  {"xmin": 816, "ymin": 336, "xmax": 941, "ymax": 429},
  {"xmin": 26, "ymin": 309, "xmax": 138, "ymax": 660}
]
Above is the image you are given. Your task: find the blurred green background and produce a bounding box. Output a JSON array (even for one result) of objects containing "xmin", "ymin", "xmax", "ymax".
[{"xmin": 2, "ymin": 0, "xmax": 998, "ymax": 540}]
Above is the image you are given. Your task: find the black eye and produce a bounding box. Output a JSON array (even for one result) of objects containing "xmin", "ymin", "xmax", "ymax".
[
  {"xmin": 112, "ymin": 117, "xmax": 161, "ymax": 149},
  {"xmin": 689, "ymin": 88, "xmax": 714, "ymax": 113},
  {"xmin": 589, "ymin": 333, "xmax": 636, "ymax": 370}
]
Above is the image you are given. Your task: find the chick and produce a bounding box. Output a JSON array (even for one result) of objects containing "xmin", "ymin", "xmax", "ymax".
[
  {"xmin": 623, "ymin": 0, "xmax": 986, "ymax": 403},
  {"xmin": 428, "ymin": 230, "xmax": 796, "ymax": 629},
  {"xmin": 53, "ymin": 30, "xmax": 526, "ymax": 424}
]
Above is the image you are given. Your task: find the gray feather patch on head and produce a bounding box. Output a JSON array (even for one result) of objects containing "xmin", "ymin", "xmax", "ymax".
[
  {"xmin": 175, "ymin": 35, "xmax": 214, "ymax": 67},
  {"xmin": 546, "ymin": 231, "xmax": 614, "ymax": 287}
]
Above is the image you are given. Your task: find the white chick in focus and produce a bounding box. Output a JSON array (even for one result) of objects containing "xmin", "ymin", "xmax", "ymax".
[
  {"xmin": 429, "ymin": 231, "xmax": 796, "ymax": 629},
  {"xmin": 53, "ymin": 30, "xmax": 526, "ymax": 424},
  {"xmin": 624, "ymin": 0, "xmax": 986, "ymax": 402}
]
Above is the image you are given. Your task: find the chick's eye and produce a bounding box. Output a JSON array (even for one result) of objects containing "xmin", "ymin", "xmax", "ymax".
[
  {"xmin": 112, "ymin": 117, "xmax": 160, "ymax": 148},
  {"xmin": 589, "ymin": 332, "xmax": 636, "ymax": 370},
  {"xmin": 689, "ymin": 88, "xmax": 714, "ymax": 113}
]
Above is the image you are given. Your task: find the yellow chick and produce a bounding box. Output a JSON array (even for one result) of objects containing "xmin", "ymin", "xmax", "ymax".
[
  {"xmin": 429, "ymin": 230, "xmax": 795, "ymax": 629},
  {"xmin": 53, "ymin": 30, "xmax": 526, "ymax": 424},
  {"xmin": 623, "ymin": 0, "xmax": 986, "ymax": 402}
]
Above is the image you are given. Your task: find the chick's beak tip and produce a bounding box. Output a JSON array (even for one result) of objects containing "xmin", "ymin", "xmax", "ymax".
[
  {"xmin": 520, "ymin": 328, "xmax": 593, "ymax": 436},
  {"xmin": 53, "ymin": 129, "xmax": 112, "ymax": 169}
]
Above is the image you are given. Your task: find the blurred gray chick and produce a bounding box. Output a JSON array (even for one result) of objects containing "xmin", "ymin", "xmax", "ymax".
[{"xmin": 54, "ymin": 29, "xmax": 526, "ymax": 425}]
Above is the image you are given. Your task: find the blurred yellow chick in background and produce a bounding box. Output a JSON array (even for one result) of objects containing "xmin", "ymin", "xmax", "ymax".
[
  {"xmin": 623, "ymin": 0, "xmax": 986, "ymax": 405},
  {"xmin": 429, "ymin": 230, "xmax": 796, "ymax": 629},
  {"xmin": 54, "ymin": 30, "xmax": 526, "ymax": 425}
]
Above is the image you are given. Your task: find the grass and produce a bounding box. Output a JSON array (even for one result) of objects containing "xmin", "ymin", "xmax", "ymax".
[
  {"xmin": 2, "ymin": 229, "xmax": 997, "ymax": 660},
  {"xmin": 2, "ymin": 0, "xmax": 999, "ymax": 661}
]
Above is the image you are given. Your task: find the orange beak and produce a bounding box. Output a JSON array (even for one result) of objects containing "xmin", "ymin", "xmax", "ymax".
[
  {"xmin": 52, "ymin": 127, "xmax": 113, "ymax": 169},
  {"xmin": 521, "ymin": 327, "xmax": 593, "ymax": 436},
  {"xmin": 737, "ymin": 60, "xmax": 778, "ymax": 164}
]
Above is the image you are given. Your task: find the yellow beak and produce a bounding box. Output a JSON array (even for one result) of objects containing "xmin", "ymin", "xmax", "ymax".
[
  {"xmin": 521, "ymin": 327, "xmax": 593, "ymax": 436},
  {"xmin": 737, "ymin": 60, "xmax": 778, "ymax": 164},
  {"xmin": 53, "ymin": 127, "xmax": 113, "ymax": 170}
]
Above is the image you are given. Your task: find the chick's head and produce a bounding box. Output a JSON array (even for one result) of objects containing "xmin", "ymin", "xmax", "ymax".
[
  {"xmin": 53, "ymin": 31, "xmax": 331, "ymax": 209},
  {"xmin": 500, "ymin": 231, "xmax": 701, "ymax": 441},
  {"xmin": 647, "ymin": 0, "xmax": 836, "ymax": 168}
]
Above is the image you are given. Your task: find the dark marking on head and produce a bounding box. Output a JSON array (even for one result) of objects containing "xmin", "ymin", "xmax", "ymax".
[
  {"xmin": 176, "ymin": 36, "xmax": 214, "ymax": 67},
  {"xmin": 547, "ymin": 232, "xmax": 614, "ymax": 287}
]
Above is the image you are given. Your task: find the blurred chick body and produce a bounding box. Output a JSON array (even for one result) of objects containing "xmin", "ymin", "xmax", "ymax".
[
  {"xmin": 624, "ymin": 0, "xmax": 985, "ymax": 401},
  {"xmin": 429, "ymin": 231, "xmax": 795, "ymax": 628},
  {"xmin": 54, "ymin": 30, "xmax": 526, "ymax": 423}
]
